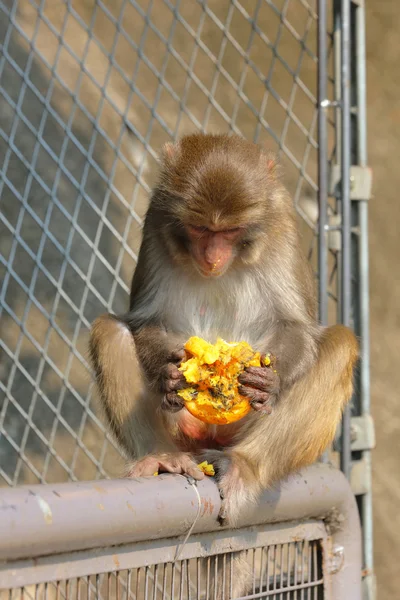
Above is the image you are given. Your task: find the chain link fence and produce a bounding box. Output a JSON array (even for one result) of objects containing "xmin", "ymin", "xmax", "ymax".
[{"xmin": 0, "ymin": 0, "xmax": 338, "ymax": 487}]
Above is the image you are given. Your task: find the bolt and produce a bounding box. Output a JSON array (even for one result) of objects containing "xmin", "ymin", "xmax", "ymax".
[
  {"xmin": 350, "ymin": 423, "xmax": 358, "ymax": 442},
  {"xmin": 330, "ymin": 545, "xmax": 345, "ymax": 574}
]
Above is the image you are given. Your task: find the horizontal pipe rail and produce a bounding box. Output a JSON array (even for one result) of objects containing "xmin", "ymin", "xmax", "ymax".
[{"xmin": 0, "ymin": 464, "xmax": 362, "ymax": 597}]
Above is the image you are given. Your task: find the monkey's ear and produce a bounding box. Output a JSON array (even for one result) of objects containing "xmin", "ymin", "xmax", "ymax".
[
  {"xmin": 267, "ymin": 158, "xmax": 275, "ymax": 170},
  {"xmin": 264, "ymin": 152, "xmax": 281, "ymax": 178},
  {"xmin": 160, "ymin": 141, "xmax": 180, "ymax": 163}
]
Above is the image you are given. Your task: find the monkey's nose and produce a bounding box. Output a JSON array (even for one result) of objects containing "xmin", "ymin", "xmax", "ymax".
[{"xmin": 210, "ymin": 259, "xmax": 221, "ymax": 270}]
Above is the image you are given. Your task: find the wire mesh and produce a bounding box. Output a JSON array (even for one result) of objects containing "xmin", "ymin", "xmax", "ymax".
[
  {"xmin": 1, "ymin": 541, "xmax": 324, "ymax": 599},
  {"xmin": 0, "ymin": 0, "xmax": 339, "ymax": 486}
]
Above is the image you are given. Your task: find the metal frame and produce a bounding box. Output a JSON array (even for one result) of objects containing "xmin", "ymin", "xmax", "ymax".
[
  {"xmin": 0, "ymin": 464, "xmax": 362, "ymax": 598},
  {"xmin": 318, "ymin": 1, "xmax": 373, "ymax": 595}
]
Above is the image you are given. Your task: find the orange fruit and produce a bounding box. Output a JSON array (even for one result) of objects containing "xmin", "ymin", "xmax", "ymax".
[{"xmin": 178, "ymin": 337, "xmax": 271, "ymax": 425}]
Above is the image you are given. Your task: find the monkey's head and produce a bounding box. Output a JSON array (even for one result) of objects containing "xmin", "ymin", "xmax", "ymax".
[{"xmin": 153, "ymin": 133, "xmax": 290, "ymax": 278}]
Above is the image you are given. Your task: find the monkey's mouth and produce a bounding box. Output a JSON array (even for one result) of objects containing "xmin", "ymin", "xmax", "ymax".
[{"xmin": 196, "ymin": 264, "xmax": 226, "ymax": 279}]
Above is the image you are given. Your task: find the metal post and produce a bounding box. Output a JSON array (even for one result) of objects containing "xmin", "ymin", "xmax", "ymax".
[
  {"xmin": 317, "ymin": 0, "xmax": 328, "ymax": 327},
  {"xmin": 355, "ymin": 1, "xmax": 374, "ymax": 595},
  {"xmin": 339, "ymin": 0, "xmax": 352, "ymax": 480}
]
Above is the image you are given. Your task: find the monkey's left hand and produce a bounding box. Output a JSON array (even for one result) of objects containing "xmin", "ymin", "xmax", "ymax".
[{"xmin": 238, "ymin": 361, "xmax": 280, "ymax": 413}]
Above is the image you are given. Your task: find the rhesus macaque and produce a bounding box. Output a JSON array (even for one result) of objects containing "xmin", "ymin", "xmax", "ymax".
[{"xmin": 89, "ymin": 133, "xmax": 358, "ymax": 528}]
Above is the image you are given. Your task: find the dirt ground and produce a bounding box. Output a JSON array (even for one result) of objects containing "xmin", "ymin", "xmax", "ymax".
[{"xmin": 0, "ymin": 0, "xmax": 399, "ymax": 596}]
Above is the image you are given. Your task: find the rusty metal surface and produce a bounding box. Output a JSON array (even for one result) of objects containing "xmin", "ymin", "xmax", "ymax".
[
  {"xmin": 1, "ymin": 541, "xmax": 325, "ymax": 600},
  {"xmin": 0, "ymin": 464, "xmax": 362, "ymax": 598},
  {"xmin": 0, "ymin": 520, "xmax": 327, "ymax": 588}
]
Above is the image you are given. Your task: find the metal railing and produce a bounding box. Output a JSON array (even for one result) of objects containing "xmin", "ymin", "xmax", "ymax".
[
  {"xmin": 0, "ymin": 0, "xmax": 371, "ymax": 596},
  {"xmin": 0, "ymin": 464, "xmax": 362, "ymax": 598}
]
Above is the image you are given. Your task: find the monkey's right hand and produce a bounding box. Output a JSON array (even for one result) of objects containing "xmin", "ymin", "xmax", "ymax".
[{"xmin": 159, "ymin": 347, "xmax": 188, "ymax": 412}]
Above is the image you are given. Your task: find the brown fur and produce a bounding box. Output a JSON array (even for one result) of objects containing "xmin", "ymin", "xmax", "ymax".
[{"xmin": 89, "ymin": 133, "xmax": 358, "ymax": 597}]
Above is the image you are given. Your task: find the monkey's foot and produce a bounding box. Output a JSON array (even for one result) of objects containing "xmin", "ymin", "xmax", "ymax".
[
  {"xmin": 126, "ymin": 452, "xmax": 204, "ymax": 481},
  {"xmin": 197, "ymin": 450, "xmax": 255, "ymax": 527},
  {"xmin": 217, "ymin": 471, "xmax": 252, "ymax": 527},
  {"xmin": 238, "ymin": 365, "xmax": 280, "ymax": 413}
]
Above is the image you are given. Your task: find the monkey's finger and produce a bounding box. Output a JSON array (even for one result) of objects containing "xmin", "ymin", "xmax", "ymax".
[
  {"xmin": 239, "ymin": 369, "xmax": 280, "ymax": 393},
  {"xmin": 250, "ymin": 401, "xmax": 273, "ymax": 414},
  {"xmin": 238, "ymin": 371, "xmax": 271, "ymax": 391},
  {"xmin": 164, "ymin": 378, "xmax": 187, "ymax": 392},
  {"xmin": 165, "ymin": 363, "xmax": 185, "ymax": 380},
  {"xmin": 238, "ymin": 385, "xmax": 270, "ymax": 404},
  {"xmin": 260, "ymin": 354, "xmax": 277, "ymax": 368},
  {"xmin": 218, "ymin": 502, "xmax": 228, "ymax": 525},
  {"xmin": 244, "ymin": 366, "xmax": 276, "ymax": 378},
  {"xmin": 161, "ymin": 393, "xmax": 185, "ymax": 412},
  {"xmin": 128, "ymin": 458, "xmax": 160, "ymax": 478},
  {"xmin": 169, "ymin": 348, "xmax": 187, "ymax": 363}
]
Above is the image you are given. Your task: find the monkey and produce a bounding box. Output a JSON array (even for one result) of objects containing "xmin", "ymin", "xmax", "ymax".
[{"xmin": 89, "ymin": 132, "xmax": 358, "ymax": 529}]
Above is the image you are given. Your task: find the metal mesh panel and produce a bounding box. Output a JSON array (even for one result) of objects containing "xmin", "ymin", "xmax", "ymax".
[
  {"xmin": 2, "ymin": 541, "xmax": 324, "ymax": 599},
  {"xmin": 0, "ymin": 0, "xmax": 338, "ymax": 486}
]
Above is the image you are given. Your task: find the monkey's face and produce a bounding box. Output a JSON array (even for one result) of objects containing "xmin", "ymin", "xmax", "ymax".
[
  {"xmin": 184, "ymin": 224, "xmax": 244, "ymax": 278},
  {"xmin": 163, "ymin": 215, "xmax": 266, "ymax": 279},
  {"xmin": 156, "ymin": 133, "xmax": 281, "ymax": 277}
]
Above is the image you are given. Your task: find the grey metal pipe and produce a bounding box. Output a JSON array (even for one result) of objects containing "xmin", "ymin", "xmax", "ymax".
[
  {"xmin": 0, "ymin": 473, "xmax": 221, "ymax": 561},
  {"xmin": 355, "ymin": 0, "xmax": 374, "ymax": 589},
  {"xmin": 0, "ymin": 464, "xmax": 362, "ymax": 598},
  {"xmin": 339, "ymin": 0, "xmax": 352, "ymax": 480},
  {"xmin": 317, "ymin": 0, "xmax": 328, "ymax": 327}
]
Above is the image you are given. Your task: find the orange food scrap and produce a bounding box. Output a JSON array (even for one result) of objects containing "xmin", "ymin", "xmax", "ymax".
[
  {"xmin": 178, "ymin": 337, "xmax": 271, "ymax": 425},
  {"xmin": 197, "ymin": 461, "xmax": 215, "ymax": 476},
  {"xmin": 152, "ymin": 462, "xmax": 215, "ymax": 477}
]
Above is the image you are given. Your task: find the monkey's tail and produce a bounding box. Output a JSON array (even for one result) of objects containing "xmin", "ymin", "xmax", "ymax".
[{"xmin": 89, "ymin": 313, "xmax": 156, "ymax": 458}]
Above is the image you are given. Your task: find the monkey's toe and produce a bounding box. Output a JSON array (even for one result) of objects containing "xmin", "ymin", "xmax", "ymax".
[{"xmin": 127, "ymin": 453, "xmax": 204, "ymax": 480}]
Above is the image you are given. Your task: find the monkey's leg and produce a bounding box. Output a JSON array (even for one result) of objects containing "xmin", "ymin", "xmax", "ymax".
[
  {"xmin": 201, "ymin": 324, "xmax": 359, "ymax": 526},
  {"xmin": 89, "ymin": 314, "xmax": 202, "ymax": 478},
  {"xmin": 207, "ymin": 551, "xmax": 252, "ymax": 600}
]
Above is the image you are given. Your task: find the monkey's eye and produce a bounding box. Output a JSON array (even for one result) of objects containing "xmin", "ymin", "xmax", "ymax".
[
  {"xmin": 223, "ymin": 227, "xmax": 241, "ymax": 236},
  {"xmin": 187, "ymin": 225, "xmax": 207, "ymax": 237}
]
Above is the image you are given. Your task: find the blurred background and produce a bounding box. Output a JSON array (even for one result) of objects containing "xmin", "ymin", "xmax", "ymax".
[
  {"xmin": 0, "ymin": 0, "xmax": 398, "ymax": 596},
  {"xmin": 366, "ymin": 2, "xmax": 400, "ymax": 596}
]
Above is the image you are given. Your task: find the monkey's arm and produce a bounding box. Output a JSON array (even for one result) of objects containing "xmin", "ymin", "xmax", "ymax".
[
  {"xmin": 238, "ymin": 319, "xmax": 318, "ymax": 411},
  {"xmin": 268, "ymin": 319, "xmax": 319, "ymax": 389},
  {"xmin": 89, "ymin": 314, "xmax": 180, "ymax": 459},
  {"xmin": 131, "ymin": 324, "xmax": 184, "ymax": 388},
  {"xmin": 89, "ymin": 314, "xmax": 204, "ymax": 478}
]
